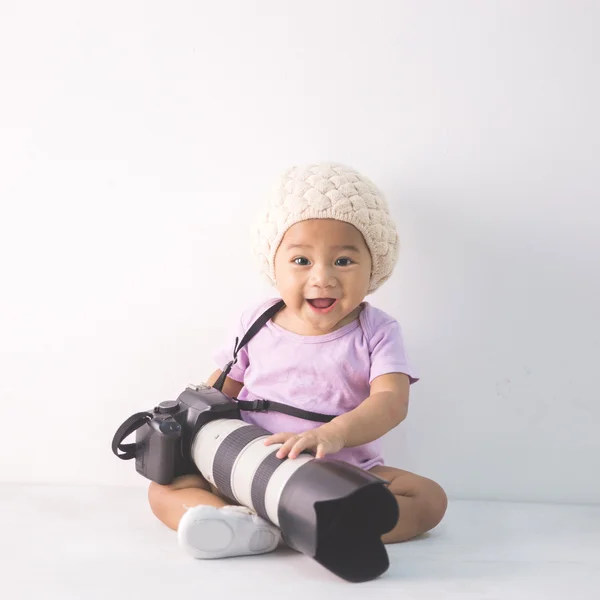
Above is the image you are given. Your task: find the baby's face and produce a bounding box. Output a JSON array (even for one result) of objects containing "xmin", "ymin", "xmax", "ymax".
[{"xmin": 274, "ymin": 219, "xmax": 372, "ymax": 335}]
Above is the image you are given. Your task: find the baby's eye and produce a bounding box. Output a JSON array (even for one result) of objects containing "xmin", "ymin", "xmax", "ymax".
[
  {"xmin": 293, "ymin": 257, "xmax": 310, "ymax": 266},
  {"xmin": 335, "ymin": 257, "xmax": 354, "ymax": 267}
]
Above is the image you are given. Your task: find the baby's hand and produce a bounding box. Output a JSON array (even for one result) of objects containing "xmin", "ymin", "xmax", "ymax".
[{"xmin": 263, "ymin": 424, "xmax": 346, "ymax": 460}]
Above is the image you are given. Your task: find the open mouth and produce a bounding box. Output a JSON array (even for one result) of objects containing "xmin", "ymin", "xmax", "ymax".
[{"xmin": 307, "ymin": 298, "xmax": 338, "ymax": 313}]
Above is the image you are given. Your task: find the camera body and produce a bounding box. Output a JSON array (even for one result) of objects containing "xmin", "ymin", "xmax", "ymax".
[{"xmin": 135, "ymin": 383, "xmax": 240, "ymax": 484}]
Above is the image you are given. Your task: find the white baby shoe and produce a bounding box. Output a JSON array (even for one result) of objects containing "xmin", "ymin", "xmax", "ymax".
[{"xmin": 177, "ymin": 504, "xmax": 281, "ymax": 559}]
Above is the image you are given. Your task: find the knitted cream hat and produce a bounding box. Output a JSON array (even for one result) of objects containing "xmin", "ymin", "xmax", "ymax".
[{"xmin": 254, "ymin": 163, "xmax": 399, "ymax": 293}]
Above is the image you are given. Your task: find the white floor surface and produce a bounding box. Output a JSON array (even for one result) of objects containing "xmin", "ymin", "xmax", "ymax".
[{"xmin": 1, "ymin": 484, "xmax": 599, "ymax": 600}]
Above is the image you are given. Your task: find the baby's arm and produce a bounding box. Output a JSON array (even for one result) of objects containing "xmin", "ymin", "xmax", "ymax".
[
  {"xmin": 267, "ymin": 372, "xmax": 410, "ymax": 460},
  {"xmin": 327, "ymin": 313, "xmax": 415, "ymax": 448},
  {"xmin": 206, "ymin": 369, "xmax": 244, "ymax": 398},
  {"xmin": 324, "ymin": 372, "xmax": 410, "ymax": 448}
]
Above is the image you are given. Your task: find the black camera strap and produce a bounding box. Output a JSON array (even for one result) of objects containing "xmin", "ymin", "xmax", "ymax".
[
  {"xmin": 235, "ymin": 398, "xmax": 335, "ymax": 423},
  {"xmin": 111, "ymin": 411, "xmax": 152, "ymax": 460},
  {"xmin": 214, "ymin": 299, "xmax": 336, "ymax": 424},
  {"xmin": 213, "ymin": 299, "xmax": 285, "ymax": 392}
]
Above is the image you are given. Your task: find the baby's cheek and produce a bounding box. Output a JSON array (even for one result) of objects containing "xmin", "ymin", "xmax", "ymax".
[
  {"xmin": 275, "ymin": 271, "xmax": 290, "ymax": 288},
  {"xmin": 277, "ymin": 279, "xmax": 302, "ymax": 302}
]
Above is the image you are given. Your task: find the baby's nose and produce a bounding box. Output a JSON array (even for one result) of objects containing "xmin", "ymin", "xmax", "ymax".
[{"xmin": 310, "ymin": 265, "xmax": 337, "ymax": 287}]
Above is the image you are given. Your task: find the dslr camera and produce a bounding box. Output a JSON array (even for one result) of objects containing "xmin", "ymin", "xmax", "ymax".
[{"xmin": 114, "ymin": 383, "xmax": 239, "ymax": 485}]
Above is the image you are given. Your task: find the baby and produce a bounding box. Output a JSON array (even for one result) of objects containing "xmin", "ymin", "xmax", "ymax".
[{"xmin": 148, "ymin": 163, "xmax": 447, "ymax": 559}]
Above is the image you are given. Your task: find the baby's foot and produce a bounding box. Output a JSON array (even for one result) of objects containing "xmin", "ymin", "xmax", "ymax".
[{"xmin": 177, "ymin": 504, "xmax": 281, "ymax": 559}]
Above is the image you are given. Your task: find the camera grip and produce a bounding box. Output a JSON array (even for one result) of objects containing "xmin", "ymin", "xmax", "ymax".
[{"xmin": 135, "ymin": 416, "xmax": 182, "ymax": 484}]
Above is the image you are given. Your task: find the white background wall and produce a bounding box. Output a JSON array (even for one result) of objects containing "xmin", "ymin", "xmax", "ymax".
[{"xmin": 1, "ymin": 0, "xmax": 598, "ymax": 504}]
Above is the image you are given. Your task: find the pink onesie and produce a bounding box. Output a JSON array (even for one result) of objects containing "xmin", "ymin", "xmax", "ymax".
[{"xmin": 213, "ymin": 297, "xmax": 418, "ymax": 470}]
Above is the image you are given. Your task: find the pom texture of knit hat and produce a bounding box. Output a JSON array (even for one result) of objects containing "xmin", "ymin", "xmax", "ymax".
[{"xmin": 254, "ymin": 163, "xmax": 399, "ymax": 293}]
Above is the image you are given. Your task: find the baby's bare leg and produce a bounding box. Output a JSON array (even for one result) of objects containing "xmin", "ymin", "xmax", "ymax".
[
  {"xmin": 148, "ymin": 474, "xmax": 237, "ymax": 531},
  {"xmin": 369, "ymin": 465, "xmax": 448, "ymax": 543}
]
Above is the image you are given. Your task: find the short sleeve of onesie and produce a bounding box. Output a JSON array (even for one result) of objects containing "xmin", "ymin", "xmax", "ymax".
[{"xmin": 363, "ymin": 308, "xmax": 419, "ymax": 385}]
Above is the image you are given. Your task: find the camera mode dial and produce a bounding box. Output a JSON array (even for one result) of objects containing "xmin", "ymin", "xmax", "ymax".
[{"xmin": 156, "ymin": 400, "xmax": 179, "ymax": 414}]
